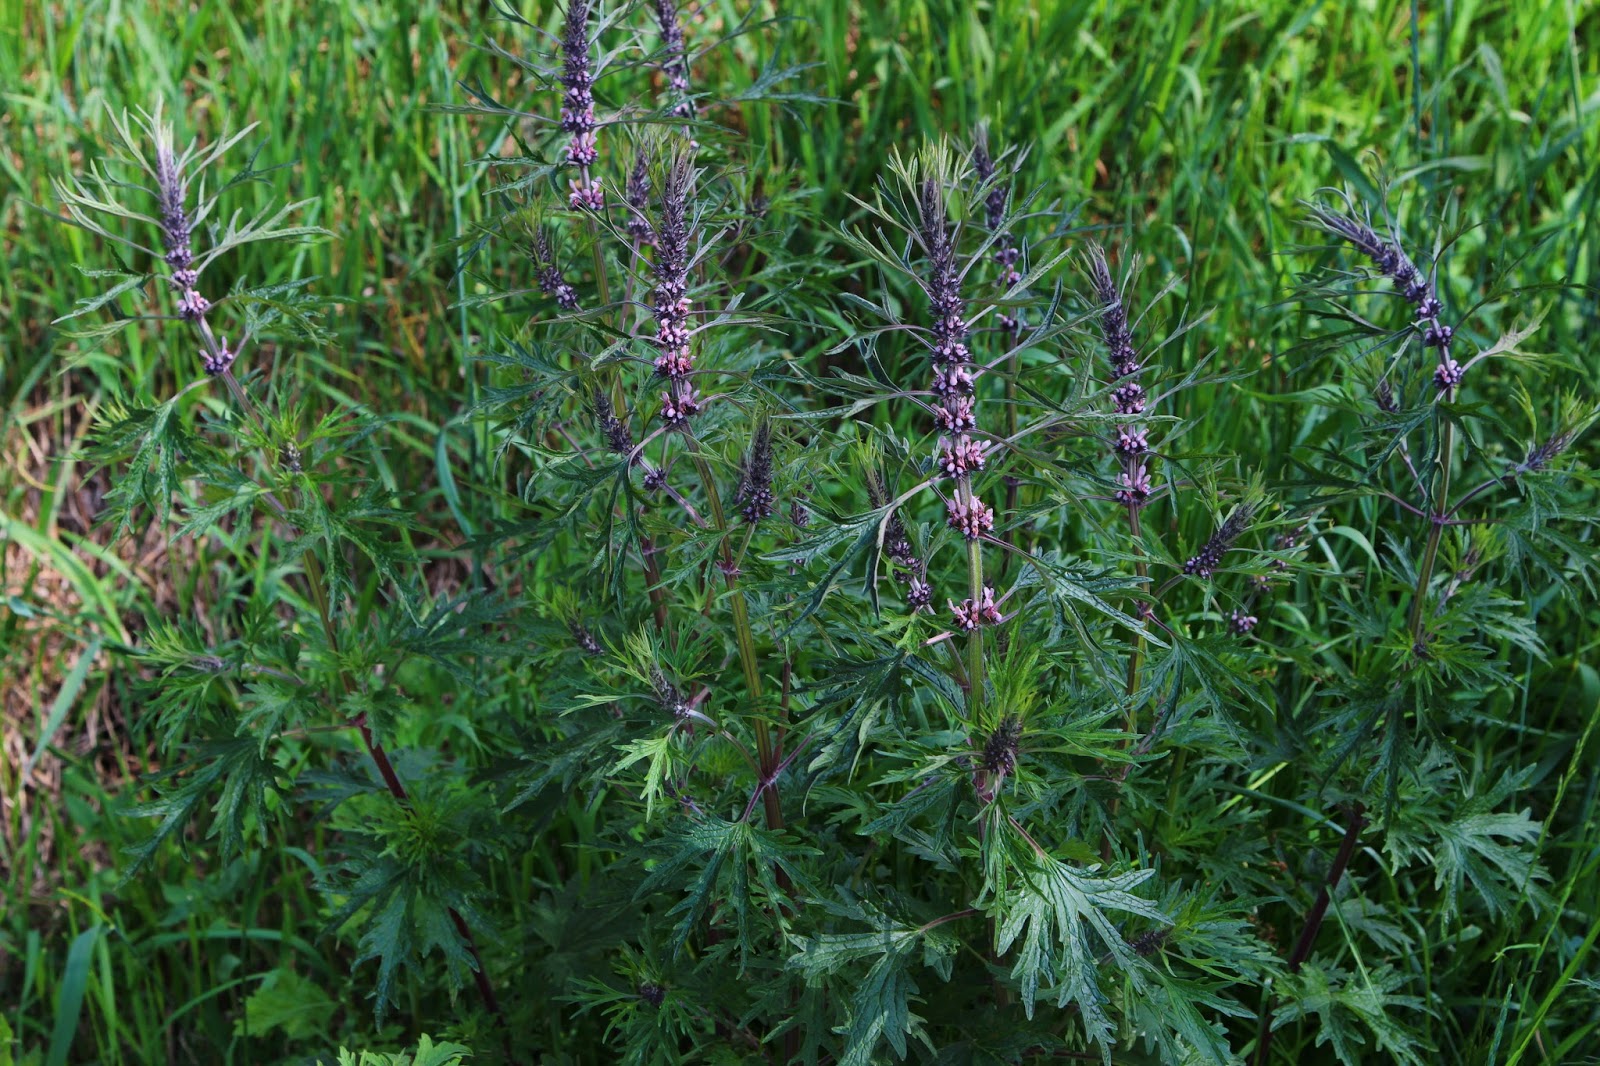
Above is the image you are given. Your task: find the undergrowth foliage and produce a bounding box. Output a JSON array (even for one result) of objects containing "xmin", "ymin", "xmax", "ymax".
[{"xmin": 44, "ymin": 3, "xmax": 1597, "ymax": 1064}]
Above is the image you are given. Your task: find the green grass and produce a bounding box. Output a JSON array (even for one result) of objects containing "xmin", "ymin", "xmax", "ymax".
[{"xmin": 3, "ymin": 0, "xmax": 1598, "ymax": 1061}]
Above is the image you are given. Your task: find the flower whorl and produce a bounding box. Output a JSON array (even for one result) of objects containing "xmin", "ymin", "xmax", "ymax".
[
  {"xmin": 971, "ymin": 132, "xmax": 1021, "ymax": 288},
  {"xmin": 1183, "ymin": 503, "xmax": 1257, "ymax": 579},
  {"xmin": 1089, "ymin": 244, "xmax": 1153, "ymax": 509},
  {"xmin": 653, "ymin": 0, "xmax": 695, "ymax": 122},
  {"xmin": 625, "ymin": 147, "xmax": 656, "ymax": 246},
  {"xmin": 1309, "ymin": 204, "xmax": 1459, "ymax": 395},
  {"xmin": 652, "ymin": 157, "xmax": 699, "ymax": 427},
  {"xmin": 737, "ymin": 421, "xmax": 775, "ymax": 524},
  {"xmin": 533, "ymin": 227, "xmax": 580, "ymax": 311},
  {"xmin": 560, "ymin": 0, "xmax": 604, "ymax": 208},
  {"xmin": 152, "ymin": 134, "xmax": 212, "ymax": 330}
]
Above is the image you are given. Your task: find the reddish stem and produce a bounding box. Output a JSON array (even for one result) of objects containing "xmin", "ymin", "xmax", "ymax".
[{"xmin": 352, "ymin": 713, "xmax": 507, "ymax": 1030}]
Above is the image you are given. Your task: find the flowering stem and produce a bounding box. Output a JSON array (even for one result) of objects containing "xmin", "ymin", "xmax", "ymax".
[
  {"xmin": 1124, "ymin": 502, "xmax": 1148, "ymax": 707},
  {"xmin": 1407, "ymin": 415, "xmax": 1455, "ymax": 648},
  {"xmin": 585, "ymin": 216, "xmax": 626, "ymax": 413},
  {"xmin": 966, "ymin": 528, "xmax": 985, "ymax": 718},
  {"xmin": 588, "ymin": 216, "xmax": 612, "ymax": 311},
  {"xmin": 686, "ymin": 442, "xmax": 783, "ymax": 831},
  {"xmin": 1001, "ymin": 355, "xmax": 1021, "ymax": 576}
]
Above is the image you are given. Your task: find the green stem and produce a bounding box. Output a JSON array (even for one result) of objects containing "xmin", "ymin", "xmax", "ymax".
[
  {"xmin": 687, "ymin": 443, "xmax": 782, "ymax": 831},
  {"xmin": 965, "ymin": 479, "xmax": 985, "ymax": 720},
  {"xmin": 1407, "ymin": 416, "xmax": 1456, "ymax": 648},
  {"xmin": 1124, "ymin": 502, "xmax": 1148, "ymax": 708},
  {"xmin": 1001, "ymin": 351, "xmax": 1020, "ymax": 578},
  {"xmin": 589, "ymin": 220, "xmax": 612, "ymax": 311},
  {"xmin": 586, "ymin": 215, "xmax": 623, "ymax": 415}
]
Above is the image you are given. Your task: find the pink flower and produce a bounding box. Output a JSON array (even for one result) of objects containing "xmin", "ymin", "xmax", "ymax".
[{"xmin": 946, "ymin": 496, "xmax": 994, "ymax": 540}]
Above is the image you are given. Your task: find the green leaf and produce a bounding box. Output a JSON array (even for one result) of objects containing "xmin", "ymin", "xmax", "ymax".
[
  {"xmin": 987, "ymin": 834, "xmax": 1168, "ymax": 1054},
  {"xmin": 236, "ymin": 968, "xmax": 336, "ymax": 1040},
  {"xmin": 45, "ymin": 926, "xmax": 101, "ymax": 1066},
  {"xmin": 1274, "ymin": 962, "xmax": 1429, "ymax": 1066},
  {"xmin": 638, "ymin": 816, "xmax": 816, "ymax": 964},
  {"xmin": 123, "ymin": 738, "xmax": 277, "ymax": 878}
]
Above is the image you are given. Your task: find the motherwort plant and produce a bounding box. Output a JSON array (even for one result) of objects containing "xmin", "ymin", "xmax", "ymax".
[
  {"xmin": 1298, "ymin": 185, "xmax": 1596, "ymax": 774},
  {"xmin": 454, "ymin": 2, "xmax": 847, "ymax": 1055},
  {"xmin": 53, "ymin": 103, "xmax": 519, "ymax": 1035},
  {"xmin": 781, "ymin": 142, "xmax": 1288, "ymax": 1062}
]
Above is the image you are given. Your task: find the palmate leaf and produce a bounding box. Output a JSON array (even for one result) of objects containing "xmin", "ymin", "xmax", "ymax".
[
  {"xmin": 1117, "ymin": 888, "xmax": 1279, "ymax": 1064},
  {"xmin": 288, "ymin": 478, "xmax": 418, "ymax": 617},
  {"xmin": 985, "ymin": 832, "xmax": 1169, "ymax": 1058},
  {"xmin": 382, "ymin": 590, "xmax": 520, "ymax": 684},
  {"xmin": 475, "ymin": 452, "xmax": 632, "ymax": 565},
  {"xmin": 1120, "ymin": 967, "xmax": 1238, "ymax": 1065},
  {"xmin": 81, "ymin": 395, "xmax": 206, "ymax": 540},
  {"xmin": 173, "ymin": 466, "xmax": 270, "ymax": 539},
  {"xmin": 1274, "ymin": 962, "xmax": 1429, "ymax": 1066},
  {"xmin": 1015, "ymin": 549, "xmax": 1153, "ymax": 646},
  {"xmin": 800, "ymin": 645, "xmax": 924, "ymax": 777},
  {"xmin": 789, "ymin": 892, "xmax": 960, "ymax": 1065},
  {"xmin": 122, "ymin": 737, "xmax": 277, "ymax": 879},
  {"xmin": 1382, "ymin": 756, "xmax": 1551, "ymax": 921},
  {"xmin": 1140, "ymin": 629, "xmax": 1268, "ymax": 742},
  {"xmin": 234, "ymin": 275, "xmax": 333, "ymax": 346},
  {"xmin": 841, "ymin": 952, "xmax": 922, "ymax": 1065},
  {"xmin": 504, "ymin": 717, "xmax": 628, "ymax": 814},
  {"xmin": 637, "ymin": 815, "xmax": 817, "ymax": 964},
  {"xmin": 322, "ymin": 1034, "xmax": 471, "ymax": 1066},
  {"xmin": 1429, "ymin": 776, "xmax": 1550, "ymax": 921},
  {"xmin": 769, "ymin": 502, "xmax": 901, "ymax": 636},
  {"xmin": 53, "ymin": 264, "xmax": 152, "ymax": 323},
  {"xmin": 236, "ymin": 967, "xmax": 337, "ymax": 1040},
  {"xmin": 324, "ymin": 798, "xmax": 494, "ymax": 1025},
  {"xmin": 607, "ymin": 732, "xmax": 685, "ymax": 818}
]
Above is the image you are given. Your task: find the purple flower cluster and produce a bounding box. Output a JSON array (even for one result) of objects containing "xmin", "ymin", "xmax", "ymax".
[
  {"xmin": 593, "ymin": 388, "xmax": 634, "ymax": 457},
  {"xmin": 570, "ymin": 620, "xmax": 603, "ymax": 656},
  {"xmin": 156, "ymin": 142, "xmax": 202, "ymax": 304},
  {"xmin": 1183, "ymin": 503, "xmax": 1256, "ymax": 579},
  {"xmin": 201, "ymin": 338, "xmax": 235, "ymax": 376},
  {"xmin": 1210, "ymin": 522, "xmax": 1306, "ymax": 638},
  {"xmin": 625, "ymin": 148, "xmax": 656, "ymax": 246},
  {"xmin": 153, "ymin": 137, "xmax": 234, "ymax": 376},
  {"xmin": 533, "ymin": 228, "xmax": 580, "ymax": 311},
  {"xmin": 649, "ymin": 664, "xmax": 691, "ymax": 720},
  {"xmin": 971, "ymin": 135, "xmax": 1021, "ymax": 289},
  {"xmin": 1089, "ymin": 245, "xmax": 1152, "ymax": 508},
  {"xmin": 651, "ymin": 158, "xmax": 699, "ymax": 428},
  {"xmin": 950, "ymin": 586, "xmax": 1002, "ymax": 630},
  {"xmin": 917, "ymin": 179, "xmax": 993, "ymax": 550},
  {"xmin": 867, "ymin": 472, "xmax": 931, "ymax": 611},
  {"xmin": 790, "ymin": 487, "xmax": 811, "ymax": 530},
  {"xmin": 1252, "ymin": 524, "xmax": 1304, "ymax": 594},
  {"xmin": 560, "ymin": 0, "xmax": 603, "ymax": 210},
  {"xmin": 1310, "ymin": 206, "xmax": 1459, "ymax": 395},
  {"xmin": 945, "ymin": 496, "xmax": 995, "ymax": 540},
  {"xmin": 653, "ymin": 0, "xmax": 695, "ymax": 122},
  {"xmin": 1522, "ymin": 429, "xmax": 1578, "ymax": 474},
  {"xmin": 737, "ymin": 421, "xmax": 775, "ymax": 524},
  {"xmin": 981, "ymin": 714, "xmax": 1023, "ymax": 775},
  {"xmin": 155, "ymin": 143, "xmax": 195, "ymax": 288}
]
